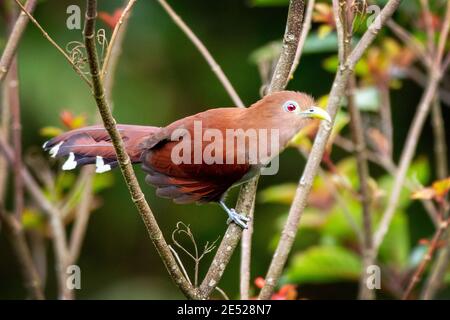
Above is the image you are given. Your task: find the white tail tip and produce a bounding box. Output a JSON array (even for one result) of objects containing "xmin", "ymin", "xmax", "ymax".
[
  {"xmin": 95, "ymin": 156, "xmax": 111, "ymax": 173},
  {"xmin": 62, "ymin": 152, "xmax": 77, "ymax": 171},
  {"xmin": 49, "ymin": 141, "xmax": 63, "ymax": 158}
]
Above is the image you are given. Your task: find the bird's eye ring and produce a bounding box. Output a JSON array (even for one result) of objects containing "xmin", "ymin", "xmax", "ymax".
[{"xmin": 283, "ymin": 100, "xmax": 299, "ymax": 113}]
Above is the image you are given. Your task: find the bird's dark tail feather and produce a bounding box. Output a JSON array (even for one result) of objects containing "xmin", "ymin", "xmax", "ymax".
[{"xmin": 43, "ymin": 124, "xmax": 160, "ymax": 173}]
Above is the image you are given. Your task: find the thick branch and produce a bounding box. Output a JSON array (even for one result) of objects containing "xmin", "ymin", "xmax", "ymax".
[
  {"xmin": 197, "ymin": 0, "xmax": 305, "ymax": 299},
  {"xmin": 68, "ymin": 0, "xmax": 137, "ymax": 266},
  {"xmin": 258, "ymin": 0, "xmax": 403, "ymax": 300},
  {"xmin": 83, "ymin": 0, "xmax": 198, "ymax": 299},
  {"xmin": 267, "ymin": 0, "xmax": 305, "ymax": 93},
  {"xmin": 289, "ymin": 0, "xmax": 315, "ymax": 77}
]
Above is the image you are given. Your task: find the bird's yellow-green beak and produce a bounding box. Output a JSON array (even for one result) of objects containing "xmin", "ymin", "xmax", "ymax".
[{"xmin": 299, "ymin": 106, "xmax": 332, "ymax": 122}]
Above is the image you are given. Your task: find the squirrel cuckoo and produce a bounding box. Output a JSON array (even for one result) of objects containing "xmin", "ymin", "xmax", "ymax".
[{"xmin": 43, "ymin": 91, "xmax": 331, "ymax": 228}]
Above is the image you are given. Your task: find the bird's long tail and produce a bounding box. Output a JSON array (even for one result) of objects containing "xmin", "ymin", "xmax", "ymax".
[{"xmin": 42, "ymin": 124, "xmax": 160, "ymax": 173}]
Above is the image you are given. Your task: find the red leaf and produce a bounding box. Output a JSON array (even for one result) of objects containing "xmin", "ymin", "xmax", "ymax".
[
  {"xmin": 98, "ymin": 8, "xmax": 123, "ymax": 29},
  {"xmin": 60, "ymin": 110, "xmax": 75, "ymax": 129},
  {"xmin": 254, "ymin": 277, "xmax": 265, "ymax": 289},
  {"xmin": 59, "ymin": 110, "xmax": 86, "ymax": 130}
]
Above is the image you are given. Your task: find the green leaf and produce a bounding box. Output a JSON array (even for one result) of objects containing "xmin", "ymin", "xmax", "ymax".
[
  {"xmin": 250, "ymin": 0, "xmax": 289, "ymax": 7},
  {"xmin": 303, "ymin": 32, "xmax": 339, "ymax": 54},
  {"xmin": 354, "ymin": 86, "xmax": 380, "ymax": 112},
  {"xmin": 92, "ymin": 172, "xmax": 114, "ymax": 193},
  {"xmin": 407, "ymin": 157, "xmax": 430, "ymax": 186},
  {"xmin": 408, "ymin": 245, "xmax": 427, "ymax": 268},
  {"xmin": 378, "ymin": 210, "xmax": 410, "ymax": 269},
  {"xmin": 321, "ymin": 199, "xmax": 361, "ymax": 243},
  {"xmin": 286, "ymin": 246, "xmax": 362, "ymax": 283},
  {"xmin": 378, "ymin": 157, "xmax": 430, "ymax": 209},
  {"xmin": 258, "ymin": 183, "xmax": 297, "ymax": 205},
  {"xmin": 249, "ymin": 41, "xmax": 281, "ymax": 65},
  {"xmin": 444, "ymin": 271, "xmax": 450, "ymax": 284},
  {"xmin": 323, "ymin": 55, "xmax": 339, "ymax": 73},
  {"xmin": 335, "ymin": 157, "xmax": 359, "ymax": 190},
  {"xmin": 22, "ymin": 208, "xmax": 45, "ymax": 230},
  {"xmin": 40, "ymin": 126, "xmax": 63, "ymax": 138}
]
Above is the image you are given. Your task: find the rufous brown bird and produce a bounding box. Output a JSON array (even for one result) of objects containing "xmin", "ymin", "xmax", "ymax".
[{"xmin": 43, "ymin": 91, "xmax": 331, "ymax": 228}]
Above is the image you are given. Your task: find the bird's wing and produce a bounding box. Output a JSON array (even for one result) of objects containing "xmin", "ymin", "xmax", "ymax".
[{"xmin": 141, "ymin": 108, "xmax": 252, "ymax": 203}]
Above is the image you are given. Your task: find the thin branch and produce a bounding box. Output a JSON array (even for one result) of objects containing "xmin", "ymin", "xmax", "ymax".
[
  {"xmin": 420, "ymin": 230, "xmax": 450, "ymax": 299},
  {"xmin": 83, "ymin": 0, "xmax": 198, "ymax": 299},
  {"xmin": 0, "ymin": 78, "xmax": 10, "ymax": 201},
  {"xmin": 419, "ymin": 0, "xmax": 435, "ymax": 57},
  {"xmin": 156, "ymin": 0, "xmax": 244, "ymax": 108},
  {"xmin": 9, "ymin": 56, "xmax": 24, "ymax": 220},
  {"xmin": 258, "ymin": 0, "xmax": 403, "ymax": 300},
  {"xmin": 0, "ymin": 207, "xmax": 44, "ymax": 300},
  {"xmin": 378, "ymin": 84, "xmax": 393, "ymax": 157},
  {"xmin": 402, "ymin": 218, "xmax": 450, "ymax": 300},
  {"xmin": 215, "ymin": 286, "xmax": 230, "ymax": 300},
  {"xmin": 169, "ymin": 245, "xmax": 193, "ymax": 287},
  {"xmin": 334, "ymin": 0, "xmax": 374, "ymax": 300},
  {"xmin": 68, "ymin": 169, "xmax": 94, "ymax": 264},
  {"xmin": 0, "ymin": 0, "xmax": 37, "ymax": 82},
  {"xmin": 386, "ymin": 19, "xmax": 431, "ymax": 67},
  {"xmin": 386, "ymin": 19, "xmax": 431, "ymax": 68},
  {"xmin": 373, "ymin": 0, "xmax": 450, "ymax": 253},
  {"xmin": 170, "ymin": 222, "xmax": 218, "ymax": 287},
  {"xmin": 336, "ymin": 132, "xmax": 441, "ymax": 229},
  {"xmin": 431, "ymin": 98, "xmax": 448, "ymax": 180},
  {"xmin": 442, "ymin": 52, "xmax": 450, "ymax": 73},
  {"xmin": 435, "ymin": 1, "xmax": 450, "ymax": 67},
  {"xmin": 296, "ymin": 145, "xmax": 364, "ymax": 242},
  {"xmin": 101, "ymin": 0, "xmax": 136, "ymax": 101},
  {"xmin": 0, "ymin": 136, "xmax": 71, "ymax": 299},
  {"xmin": 406, "ymin": 66, "xmax": 450, "ymax": 107},
  {"xmin": 374, "ymin": 74, "xmax": 441, "ymax": 251},
  {"xmin": 197, "ymin": 0, "xmax": 305, "ymax": 299},
  {"xmin": 13, "ymin": 0, "xmax": 92, "ymax": 88}
]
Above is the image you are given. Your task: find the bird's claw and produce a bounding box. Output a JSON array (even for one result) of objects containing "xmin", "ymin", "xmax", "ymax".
[{"xmin": 226, "ymin": 209, "xmax": 250, "ymax": 229}]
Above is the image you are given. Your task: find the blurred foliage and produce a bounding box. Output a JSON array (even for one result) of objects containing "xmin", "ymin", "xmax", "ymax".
[
  {"xmin": 1, "ymin": 0, "xmax": 450, "ymax": 300},
  {"xmin": 286, "ymin": 246, "xmax": 362, "ymax": 283}
]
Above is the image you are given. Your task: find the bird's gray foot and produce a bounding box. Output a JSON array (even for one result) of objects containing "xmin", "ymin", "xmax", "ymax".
[
  {"xmin": 226, "ymin": 208, "xmax": 250, "ymax": 229},
  {"xmin": 219, "ymin": 201, "xmax": 250, "ymax": 229}
]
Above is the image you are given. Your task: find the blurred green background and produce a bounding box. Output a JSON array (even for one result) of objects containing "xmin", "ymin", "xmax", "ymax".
[{"xmin": 1, "ymin": 0, "xmax": 449, "ymax": 299}]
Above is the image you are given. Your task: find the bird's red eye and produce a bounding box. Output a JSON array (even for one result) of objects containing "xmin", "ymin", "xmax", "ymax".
[
  {"xmin": 287, "ymin": 104, "xmax": 296, "ymax": 111},
  {"xmin": 283, "ymin": 100, "xmax": 298, "ymax": 112}
]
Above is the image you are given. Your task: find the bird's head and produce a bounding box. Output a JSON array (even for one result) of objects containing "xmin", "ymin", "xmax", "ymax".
[
  {"xmin": 247, "ymin": 91, "xmax": 331, "ymax": 149},
  {"xmin": 255, "ymin": 90, "xmax": 331, "ymax": 123}
]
